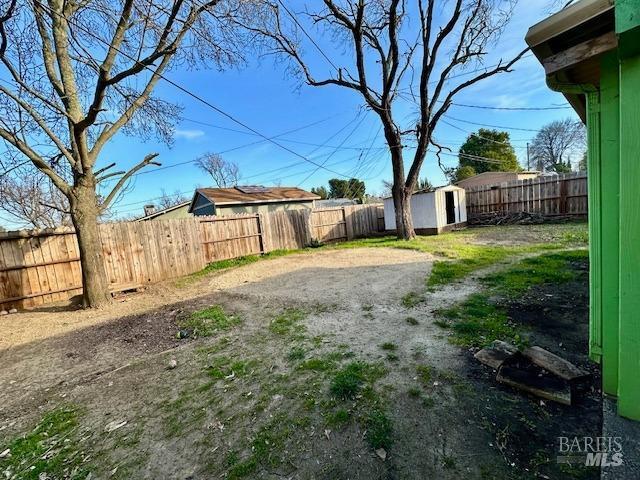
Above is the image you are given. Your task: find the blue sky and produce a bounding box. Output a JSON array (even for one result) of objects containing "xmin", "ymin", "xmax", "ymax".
[{"xmin": 2, "ymin": 1, "xmax": 580, "ymax": 227}]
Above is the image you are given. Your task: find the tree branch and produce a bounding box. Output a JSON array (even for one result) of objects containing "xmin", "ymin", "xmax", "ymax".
[{"xmin": 99, "ymin": 153, "xmax": 160, "ymax": 211}]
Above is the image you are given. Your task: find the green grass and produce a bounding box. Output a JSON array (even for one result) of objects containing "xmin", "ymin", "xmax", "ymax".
[
  {"xmin": 401, "ymin": 291, "xmax": 423, "ymax": 308},
  {"xmin": 380, "ymin": 342, "xmax": 397, "ymax": 351},
  {"xmin": 435, "ymin": 250, "xmax": 588, "ymax": 348},
  {"xmin": 269, "ymin": 308, "xmax": 306, "ymax": 335},
  {"xmin": 0, "ymin": 406, "xmax": 91, "ymax": 480},
  {"xmin": 330, "ymin": 361, "xmax": 386, "ymax": 399},
  {"xmin": 416, "ymin": 364, "xmax": 433, "ymax": 385},
  {"xmin": 325, "ymin": 409, "xmax": 351, "ymax": 427},
  {"xmin": 363, "ymin": 409, "xmax": 392, "ymax": 449},
  {"xmin": 177, "ymin": 249, "xmax": 297, "ymax": 286},
  {"xmin": 481, "ymin": 249, "xmax": 588, "ymax": 297},
  {"xmin": 437, "ymin": 293, "xmax": 523, "ymax": 349},
  {"xmin": 405, "ymin": 316, "xmax": 419, "ymax": 325},
  {"xmin": 179, "ymin": 305, "xmax": 240, "ymax": 337}
]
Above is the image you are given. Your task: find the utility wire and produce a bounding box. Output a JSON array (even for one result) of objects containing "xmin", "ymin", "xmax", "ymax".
[{"xmin": 32, "ymin": 0, "xmax": 358, "ymax": 181}]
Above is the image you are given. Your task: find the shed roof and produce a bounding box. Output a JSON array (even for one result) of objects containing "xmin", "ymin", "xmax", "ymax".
[
  {"xmin": 137, "ymin": 201, "xmax": 190, "ymax": 221},
  {"xmin": 191, "ymin": 186, "xmax": 319, "ymax": 208}
]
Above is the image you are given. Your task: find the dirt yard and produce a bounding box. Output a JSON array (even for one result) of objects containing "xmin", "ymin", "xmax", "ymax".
[{"xmin": 0, "ymin": 223, "xmax": 600, "ymax": 480}]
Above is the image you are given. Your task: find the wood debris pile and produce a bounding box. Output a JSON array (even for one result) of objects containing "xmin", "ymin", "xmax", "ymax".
[
  {"xmin": 468, "ymin": 212, "xmax": 583, "ymax": 226},
  {"xmin": 475, "ymin": 341, "xmax": 591, "ymax": 405}
]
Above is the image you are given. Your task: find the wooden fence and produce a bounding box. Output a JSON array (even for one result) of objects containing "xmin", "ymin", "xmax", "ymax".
[
  {"xmin": 0, "ymin": 204, "xmax": 384, "ymax": 310},
  {"xmin": 465, "ymin": 172, "xmax": 588, "ymax": 217}
]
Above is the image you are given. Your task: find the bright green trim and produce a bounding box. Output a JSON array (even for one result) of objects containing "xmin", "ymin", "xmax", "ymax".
[
  {"xmin": 616, "ymin": 0, "xmax": 640, "ymax": 57},
  {"xmin": 617, "ymin": 53, "xmax": 640, "ymax": 421},
  {"xmin": 599, "ymin": 52, "xmax": 620, "ymax": 395},
  {"xmin": 586, "ymin": 91, "xmax": 603, "ymax": 364}
]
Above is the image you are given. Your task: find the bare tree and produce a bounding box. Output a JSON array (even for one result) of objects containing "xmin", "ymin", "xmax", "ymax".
[
  {"xmin": 195, "ymin": 153, "xmax": 241, "ymax": 187},
  {"xmin": 0, "ymin": 171, "xmax": 71, "ymax": 228},
  {"xmin": 529, "ymin": 118, "xmax": 586, "ymax": 173},
  {"xmin": 156, "ymin": 188, "xmax": 189, "ymax": 210},
  {"xmin": 0, "ymin": 0, "xmax": 254, "ymax": 306},
  {"xmin": 239, "ymin": 0, "xmax": 527, "ymax": 239}
]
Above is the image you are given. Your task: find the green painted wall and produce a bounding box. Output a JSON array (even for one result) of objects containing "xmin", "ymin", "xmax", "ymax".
[
  {"xmin": 617, "ymin": 52, "xmax": 640, "ymax": 420},
  {"xmin": 599, "ymin": 52, "xmax": 621, "ymax": 396}
]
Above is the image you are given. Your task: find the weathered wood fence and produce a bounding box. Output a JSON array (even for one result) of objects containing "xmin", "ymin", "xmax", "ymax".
[
  {"xmin": 0, "ymin": 204, "xmax": 384, "ymax": 310},
  {"xmin": 465, "ymin": 172, "xmax": 588, "ymax": 217}
]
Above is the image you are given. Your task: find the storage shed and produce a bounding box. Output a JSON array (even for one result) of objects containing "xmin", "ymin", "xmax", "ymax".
[{"xmin": 383, "ymin": 185, "xmax": 467, "ymax": 234}]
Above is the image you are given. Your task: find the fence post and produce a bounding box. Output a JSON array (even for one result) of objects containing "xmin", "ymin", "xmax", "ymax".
[
  {"xmin": 343, "ymin": 207, "xmax": 354, "ymax": 240},
  {"xmin": 256, "ymin": 213, "xmax": 266, "ymax": 254}
]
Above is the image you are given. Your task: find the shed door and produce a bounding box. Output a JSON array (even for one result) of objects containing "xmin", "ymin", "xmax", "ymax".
[{"xmin": 445, "ymin": 191, "xmax": 456, "ymax": 224}]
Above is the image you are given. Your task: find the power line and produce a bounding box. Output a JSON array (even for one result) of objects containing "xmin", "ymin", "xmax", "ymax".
[
  {"xmin": 275, "ymin": 0, "xmax": 340, "ymax": 72},
  {"xmin": 451, "ymin": 102, "xmax": 571, "ymax": 111},
  {"xmin": 443, "ymin": 114, "xmax": 540, "ymax": 132},
  {"xmin": 33, "ymin": 0, "xmax": 358, "ymax": 181}
]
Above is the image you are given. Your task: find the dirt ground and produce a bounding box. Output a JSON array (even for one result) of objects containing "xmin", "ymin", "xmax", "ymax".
[{"xmin": 0, "ymin": 224, "xmax": 600, "ymax": 480}]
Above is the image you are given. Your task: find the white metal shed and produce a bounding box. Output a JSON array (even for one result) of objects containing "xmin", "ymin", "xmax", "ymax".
[{"xmin": 383, "ymin": 185, "xmax": 467, "ymax": 234}]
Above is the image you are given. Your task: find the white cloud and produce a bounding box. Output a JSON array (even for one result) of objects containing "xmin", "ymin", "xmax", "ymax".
[{"xmin": 175, "ymin": 129, "xmax": 205, "ymax": 140}]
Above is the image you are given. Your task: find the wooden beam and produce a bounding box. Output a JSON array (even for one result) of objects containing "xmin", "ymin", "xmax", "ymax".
[{"xmin": 543, "ymin": 31, "xmax": 618, "ymax": 75}]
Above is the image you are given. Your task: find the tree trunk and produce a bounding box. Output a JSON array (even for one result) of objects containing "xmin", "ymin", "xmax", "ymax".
[
  {"xmin": 69, "ymin": 182, "xmax": 112, "ymax": 308},
  {"xmin": 386, "ymin": 134, "xmax": 416, "ymax": 240},
  {"xmin": 392, "ymin": 186, "xmax": 415, "ymax": 240}
]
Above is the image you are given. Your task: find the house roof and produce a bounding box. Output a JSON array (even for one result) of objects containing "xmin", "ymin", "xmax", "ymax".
[
  {"xmin": 454, "ymin": 171, "xmax": 540, "ymax": 185},
  {"xmin": 136, "ymin": 201, "xmax": 190, "ymax": 221},
  {"xmin": 525, "ymin": 0, "xmax": 616, "ymax": 122},
  {"xmin": 191, "ymin": 186, "xmax": 320, "ymax": 210}
]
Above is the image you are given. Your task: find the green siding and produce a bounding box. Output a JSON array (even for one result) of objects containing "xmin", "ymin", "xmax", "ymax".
[
  {"xmin": 599, "ymin": 52, "xmax": 621, "ymax": 396},
  {"xmin": 617, "ymin": 53, "xmax": 640, "ymax": 420},
  {"xmin": 586, "ymin": 91, "xmax": 603, "ymax": 363}
]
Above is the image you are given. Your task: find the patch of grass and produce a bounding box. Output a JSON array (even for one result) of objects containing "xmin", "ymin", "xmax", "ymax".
[
  {"xmin": 287, "ymin": 345, "xmax": 306, "ymax": 361},
  {"xmin": 363, "ymin": 410, "xmax": 392, "ymax": 449},
  {"xmin": 482, "ymin": 250, "xmax": 588, "ymax": 297},
  {"xmin": 0, "ymin": 406, "xmax": 91, "ymax": 480},
  {"xmin": 269, "ymin": 308, "xmax": 306, "ymax": 335},
  {"xmin": 180, "ymin": 249, "xmax": 297, "ymax": 286},
  {"xmin": 298, "ymin": 357, "xmax": 336, "ymax": 372},
  {"xmin": 433, "ymin": 319, "xmax": 450, "ymax": 329},
  {"xmin": 401, "ymin": 291, "xmax": 423, "ymax": 308},
  {"xmin": 405, "ymin": 316, "xmax": 419, "ymax": 325},
  {"xmin": 407, "ymin": 387, "xmax": 422, "ymax": 397},
  {"xmin": 180, "ymin": 305, "xmax": 240, "ymax": 338},
  {"xmin": 380, "ymin": 342, "xmax": 397, "ymax": 351},
  {"xmin": 325, "ymin": 409, "xmax": 351, "ymax": 427},
  {"xmin": 416, "ymin": 364, "xmax": 433, "ymax": 385},
  {"xmin": 207, "ymin": 356, "xmax": 257, "ymax": 379},
  {"xmin": 330, "ymin": 361, "xmax": 386, "ymax": 399},
  {"xmin": 386, "ymin": 353, "xmax": 399, "ymax": 362},
  {"xmin": 438, "ymin": 293, "xmax": 523, "ymax": 348}
]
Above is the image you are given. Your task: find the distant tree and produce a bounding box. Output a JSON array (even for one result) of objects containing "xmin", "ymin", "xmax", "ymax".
[
  {"xmin": 453, "ymin": 165, "xmax": 477, "ymax": 182},
  {"xmin": 578, "ymin": 152, "xmax": 588, "ymax": 172},
  {"xmin": 328, "ymin": 178, "xmax": 365, "ymax": 201},
  {"xmin": 529, "ymin": 119, "xmax": 586, "ymax": 172},
  {"xmin": 415, "ymin": 177, "xmax": 434, "ymax": 192},
  {"xmin": 195, "ymin": 154, "xmax": 241, "ymax": 188},
  {"xmin": 311, "ymin": 186, "xmax": 328, "ymax": 199},
  {"xmin": 0, "ymin": 173, "xmax": 71, "ymax": 229},
  {"xmin": 157, "ymin": 189, "xmax": 189, "ymax": 210},
  {"xmin": 456, "ymin": 129, "xmax": 519, "ymax": 179}
]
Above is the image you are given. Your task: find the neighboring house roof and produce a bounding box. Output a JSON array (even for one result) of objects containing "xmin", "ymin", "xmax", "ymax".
[
  {"xmin": 137, "ymin": 201, "xmax": 190, "ymax": 221},
  {"xmin": 189, "ymin": 186, "xmax": 320, "ymax": 212},
  {"xmin": 455, "ymin": 171, "xmax": 540, "ymax": 187},
  {"xmin": 315, "ymin": 198, "xmax": 358, "ymax": 208}
]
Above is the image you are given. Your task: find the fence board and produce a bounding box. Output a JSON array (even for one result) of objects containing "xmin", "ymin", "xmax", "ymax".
[
  {"xmin": 465, "ymin": 173, "xmax": 587, "ymax": 218},
  {"xmin": 0, "ymin": 205, "xmax": 383, "ymax": 310}
]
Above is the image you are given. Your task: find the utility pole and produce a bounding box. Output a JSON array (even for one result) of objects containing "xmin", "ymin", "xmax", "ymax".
[{"xmin": 526, "ymin": 142, "xmax": 531, "ymax": 170}]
